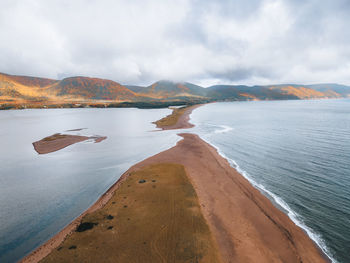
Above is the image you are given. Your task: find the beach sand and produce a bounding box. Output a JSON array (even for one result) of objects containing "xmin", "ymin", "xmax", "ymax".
[{"xmin": 22, "ymin": 104, "xmax": 329, "ymax": 263}]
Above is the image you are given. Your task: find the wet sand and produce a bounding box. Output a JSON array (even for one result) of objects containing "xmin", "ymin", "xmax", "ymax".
[
  {"xmin": 32, "ymin": 133, "xmax": 107, "ymax": 154},
  {"xmin": 22, "ymin": 105, "xmax": 329, "ymax": 263}
]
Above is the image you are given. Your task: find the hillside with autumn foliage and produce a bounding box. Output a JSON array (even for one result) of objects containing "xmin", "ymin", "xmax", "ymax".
[
  {"xmin": 47, "ymin": 77, "xmax": 138, "ymax": 101},
  {"xmin": 1, "ymin": 72, "xmax": 350, "ymax": 109},
  {"xmin": 0, "ymin": 73, "xmax": 142, "ymax": 109}
]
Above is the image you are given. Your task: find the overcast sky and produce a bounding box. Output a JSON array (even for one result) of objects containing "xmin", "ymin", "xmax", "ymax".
[{"xmin": 1, "ymin": 0, "xmax": 350, "ymax": 86}]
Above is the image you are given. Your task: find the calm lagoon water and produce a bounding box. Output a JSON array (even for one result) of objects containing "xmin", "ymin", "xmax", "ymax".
[
  {"xmin": 0, "ymin": 108, "xmax": 179, "ymax": 262},
  {"xmin": 191, "ymin": 99, "xmax": 350, "ymax": 263}
]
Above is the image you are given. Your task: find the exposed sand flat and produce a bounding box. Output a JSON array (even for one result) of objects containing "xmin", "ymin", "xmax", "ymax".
[{"xmin": 32, "ymin": 133, "xmax": 107, "ymax": 154}]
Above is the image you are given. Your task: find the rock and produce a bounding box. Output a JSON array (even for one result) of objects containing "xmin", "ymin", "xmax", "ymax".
[
  {"xmin": 139, "ymin": 179, "xmax": 146, "ymax": 183},
  {"xmin": 107, "ymin": 226, "xmax": 113, "ymax": 230},
  {"xmin": 69, "ymin": 245, "xmax": 77, "ymax": 250}
]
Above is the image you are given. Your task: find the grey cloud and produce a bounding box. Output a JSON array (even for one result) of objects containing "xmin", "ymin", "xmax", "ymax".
[{"xmin": 0, "ymin": 0, "xmax": 350, "ymax": 86}]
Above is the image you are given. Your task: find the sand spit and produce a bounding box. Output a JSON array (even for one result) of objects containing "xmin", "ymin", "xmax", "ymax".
[
  {"xmin": 22, "ymin": 105, "xmax": 329, "ymax": 263},
  {"xmin": 32, "ymin": 133, "xmax": 107, "ymax": 154},
  {"xmin": 24, "ymin": 133, "xmax": 329, "ymax": 263},
  {"xmin": 153, "ymin": 104, "xmax": 202, "ymax": 130}
]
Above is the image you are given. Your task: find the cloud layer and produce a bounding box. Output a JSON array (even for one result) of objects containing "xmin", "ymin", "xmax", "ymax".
[{"xmin": 1, "ymin": 0, "xmax": 350, "ymax": 86}]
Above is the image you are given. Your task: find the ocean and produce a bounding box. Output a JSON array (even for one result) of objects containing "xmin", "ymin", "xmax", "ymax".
[{"xmin": 190, "ymin": 99, "xmax": 350, "ymax": 263}]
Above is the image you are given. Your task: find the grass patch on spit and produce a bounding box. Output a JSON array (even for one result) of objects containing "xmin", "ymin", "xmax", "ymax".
[
  {"xmin": 41, "ymin": 133, "xmax": 68, "ymax": 142},
  {"xmin": 154, "ymin": 106, "xmax": 190, "ymax": 128},
  {"xmin": 41, "ymin": 163, "xmax": 221, "ymax": 263}
]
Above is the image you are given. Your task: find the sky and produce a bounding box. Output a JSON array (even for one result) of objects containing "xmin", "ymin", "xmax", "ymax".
[{"xmin": 1, "ymin": 0, "xmax": 350, "ymax": 87}]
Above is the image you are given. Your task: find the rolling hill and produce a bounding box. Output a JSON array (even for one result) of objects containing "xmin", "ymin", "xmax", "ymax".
[
  {"xmin": 0, "ymin": 73, "xmax": 140, "ymax": 108},
  {"xmin": 1, "ymin": 72, "xmax": 350, "ymax": 109},
  {"xmin": 47, "ymin": 77, "xmax": 138, "ymax": 101},
  {"xmin": 126, "ymin": 80, "xmax": 207, "ymax": 99}
]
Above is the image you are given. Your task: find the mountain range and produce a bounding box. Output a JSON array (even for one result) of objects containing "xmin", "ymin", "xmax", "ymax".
[{"xmin": 1, "ymin": 72, "xmax": 349, "ymax": 109}]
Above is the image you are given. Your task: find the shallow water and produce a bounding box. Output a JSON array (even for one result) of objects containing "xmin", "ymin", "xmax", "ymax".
[
  {"xmin": 191, "ymin": 99, "xmax": 350, "ymax": 263},
  {"xmin": 0, "ymin": 108, "xmax": 179, "ymax": 262}
]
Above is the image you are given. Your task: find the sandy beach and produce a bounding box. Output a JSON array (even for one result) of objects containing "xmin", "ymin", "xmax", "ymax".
[{"xmin": 22, "ymin": 105, "xmax": 329, "ymax": 263}]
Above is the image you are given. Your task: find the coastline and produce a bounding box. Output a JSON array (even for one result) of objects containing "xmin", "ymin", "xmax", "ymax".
[
  {"xmin": 198, "ymin": 135, "xmax": 335, "ymax": 262},
  {"xmin": 21, "ymin": 103, "xmax": 329, "ymax": 263},
  {"xmin": 20, "ymin": 169, "xmax": 131, "ymax": 263},
  {"xmin": 127, "ymin": 133, "xmax": 329, "ymax": 262}
]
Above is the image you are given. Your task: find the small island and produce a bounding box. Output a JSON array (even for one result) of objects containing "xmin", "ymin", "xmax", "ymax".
[{"xmin": 32, "ymin": 133, "xmax": 107, "ymax": 154}]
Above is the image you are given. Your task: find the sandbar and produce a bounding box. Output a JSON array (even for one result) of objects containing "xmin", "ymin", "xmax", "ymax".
[{"xmin": 32, "ymin": 133, "xmax": 107, "ymax": 154}]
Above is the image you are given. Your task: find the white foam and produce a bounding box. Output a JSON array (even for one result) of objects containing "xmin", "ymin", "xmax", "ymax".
[
  {"xmin": 214, "ymin": 125, "xmax": 234, "ymax": 134},
  {"xmin": 200, "ymin": 135, "xmax": 338, "ymax": 263},
  {"xmin": 205, "ymin": 123, "xmax": 234, "ymax": 134}
]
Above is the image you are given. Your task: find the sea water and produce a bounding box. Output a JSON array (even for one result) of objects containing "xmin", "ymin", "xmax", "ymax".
[
  {"xmin": 1, "ymin": 101, "xmax": 349, "ymax": 262},
  {"xmin": 0, "ymin": 107, "xmax": 179, "ymax": 262},
  {"xmin": 190, "ymin": 99, "xmax": 350, "ymax": 263}
]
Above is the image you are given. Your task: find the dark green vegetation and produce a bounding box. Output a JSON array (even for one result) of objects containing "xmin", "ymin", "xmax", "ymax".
[
  {"xmin": 41, "ymin": 163, "xmax": 221, "ymax": 263},
  {"xmin": 1, "ymin": 72, "xmax": 350, "ymax": 110}
]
